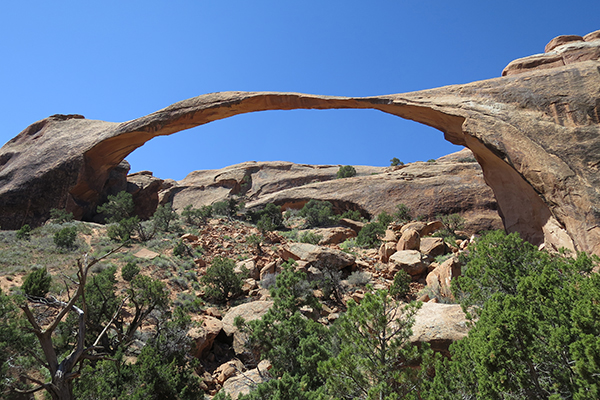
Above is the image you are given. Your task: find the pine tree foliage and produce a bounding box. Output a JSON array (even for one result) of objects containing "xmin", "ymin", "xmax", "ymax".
[
  {"xmin": 320, "ymin": 290, "xmax": 431, "ymax": 400},
  {"xmin": 427, "ymin": 230, "xmax": 600, "ymax": 400}
]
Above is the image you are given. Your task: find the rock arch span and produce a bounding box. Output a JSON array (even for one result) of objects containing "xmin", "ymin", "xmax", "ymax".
[{"xmin": 1, "ymin": 60, "xmax": 599, "ymax": 254}]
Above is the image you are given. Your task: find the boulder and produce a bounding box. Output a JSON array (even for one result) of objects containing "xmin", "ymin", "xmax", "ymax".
[
  {"xmin": 388, "ymin": 250, "xmax": 425, "ymax": 277},
  {"xmin": 410, "ymin": 302, "xmax": 470, "ymax": 357},
  {"xmin": 584, "ymin": 30, "xmax": 600, "ymax": 42},
  {"xmin": 235, "ymin": 259, "xmax": 259, "ymax": 280},
  {"xmin": 181, "ymin": 233, "xmax": 199, "ymax": 242},
  {"xmin": 133, "ymin": 248, "xmax": 159, "ymax": 260},
  {"xmin": 214, "ymin": 359, "xmax": 245, "ymax": 385},
  {"xmin": 126, "ymin": 171, "xmax": 164, "ymax": 219},
  {"xmin": 545, "ymin": 35, "xmax": 584, "ymax": 53},
  {"xmin": 421, "ymin": 221, "xmax": 445, "ymax": 236},
  {"xmin": 378, "ymin": 242, "xmax": 397, "ymax": 263},
  {"xmin": 396, "ymin": 228, "xmax": 420, "ymax": 251},
  {"xmin": 280, "ymin": 243, "xmax": 355, "ymax": 270},
  {"xmin": 338, "ymin": 218, "xmax": 365, "ymax": 234},
  {"xmin": 259, "ymin": 261, "xmax": 276, "ymax": 280},
  {"xmin": 503, "ymin": 29, "xmax": 600, "ymax": 76},
  {"xmin": 222, "ymin": 360, "xmax": 272, "ymax": 400},
  {"xmin": 222, "ymin": 301, "xmax": 273, "ymax": 355},
  {"xmin": 383, "ymin": 229, "xmax": 398, "ymax": 242},
  {"xmin": 425, "ymin": 256, "xmax": 462, "ymax": 298},
  {"xmin": 188, "ymin": 316, "xmax": 223, "ymax": 358},
  {"xmin": 400, "ymin": 222, "xmax": 427, "ymax": 236},
  {"xmin": 419, "ymin": 237, "xmax": 447, "ymax": 259},
  {"xmin": 311, "ymin": 226, "xmax": 357, "ymax": 245}
]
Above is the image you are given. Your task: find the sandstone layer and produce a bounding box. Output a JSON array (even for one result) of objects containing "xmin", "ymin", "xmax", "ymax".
[
  {"xmin": 1, "ymin": 32, "xmax": 599, "ymax": 254},
  {"xmin": 160, "ymin": 148, "xmax": 500, "ymax": 235}
]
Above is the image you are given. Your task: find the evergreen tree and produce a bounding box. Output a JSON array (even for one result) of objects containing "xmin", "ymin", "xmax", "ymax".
[
  {"xmin": 426, "ymin": 231, "xmax": 600, "ymax": 399},
  {"xmin": 320, "ymin": 290, "xmax": 431, "ymax": 400}
]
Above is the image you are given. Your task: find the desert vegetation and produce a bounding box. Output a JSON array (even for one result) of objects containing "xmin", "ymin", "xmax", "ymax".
[{"xmin": 1, "ymin": 193, "xmax": 599, "ymax": 400}]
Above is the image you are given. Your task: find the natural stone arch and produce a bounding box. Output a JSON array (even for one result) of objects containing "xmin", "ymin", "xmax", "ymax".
[{"xmin": 1, "ymin": 60, "xmax": 599, "ymax": 255}]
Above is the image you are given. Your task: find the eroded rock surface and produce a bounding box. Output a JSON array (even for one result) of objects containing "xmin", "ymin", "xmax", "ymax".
[
  {"xmin": 503, "ymin": 29, "xmax": 600, "ymax": 76},
  {"xmin": 410, "ymin": 302, "xmax": 470, "ymax": 357},
  {"xmin": 223, "ymin": 151, "xmax": 499, "ymax": 235},
  {"xmin": 1, "ymin": 31, "xmax": 599, "ymax": 255}
]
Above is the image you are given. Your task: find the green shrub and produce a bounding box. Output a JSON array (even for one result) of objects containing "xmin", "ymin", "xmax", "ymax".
[
  {"xmin": 377, "ymin": 211, "xmax": 393, "ymax": 227},
  {"xmin": 319, "ymin": 290, "xmax": 429, "ymax": 399},
  {"xmin": 121, "ymin": 262, "xmax": 140, "ymax": 282},
  {"xmin": 212, "ymin": 201, "xmax": 229, "ymax": 217},
  {"xmin": 22, "ymin": 267, "xmax": 52, "ymax": 297},
  {"xmin": 298, "ymin": 231, "xmax": 322, "ymax": 244},
  {"xmin": 201, "ymin": 257, "xmax": 243, "ymax": 302},
  {"xmin": 246, "ymin": 234, "xmax": 263, "ymax": 253},
  {"xmin": 390, "ymin": 157, "xmax": 404, "ymax": 166},
  {"xmin": 16, "ymin": 224, "xmax": 31, "ymax": 240},
  {"xmin": 173, "ymin": 240, "xmax": 191, "ymax": 258},
  {"xmin": 280, "ymin": 229, "xmax": 299, "ymax": 242},
  {"xmin": 98, "ymin": 191, "xmax": 155, "ymax": 242},
  {"xmin": 181, "ymin": 204, "xmax": 212, "ymax": 226},
  {"xmin": 339, "ymin": 237, "xmax": 358, "ymax": 252},
  {"xmin": 347, "ymin": 271, "xmax": 371, "ymax": 287},
  {"xmin": 239, "ymin": 260, "xmax": 326, "ymax": 388},
  {"xmin": 340, "ymin": 209, "xmax": 364, "ymax": 221},
  {"xmin": 106, "ymin": 217, "xmax": 139, "ymax": 242},
  {"xmin": 152, "ymin": 203, "xmax": 179, "ymax": 232},
  {"xmin": 299, "ymin": 199, "xmax": 336, "ymax": 228},
  {"xmin": 336, "ymin": 165, "xmax": 357, "ymax": 179},
  {"xmin": 355, "ymin": 222, "xmax": 385, "ymax": 248},
  {"xmin": 428, "ymin": 231, "xmax": 600, "ymax": 399},
  {"xmin": 434, "ymin": 213, "xmax": 465, "ymax": 243},
  {"xmin": 254, "ymin": 203, "xmax": 283, "ymax": 232},
  {"xmin": 97, "ymin": 191, "xmax": 134, "ymax": 223},
  {"xmin": 393, "ymin": 204, "xmax": 412, "ymax": 223},
  {"xmin": 53, "ymin": 226, "xmax": 77, "ymax": 249},
  {"xmin": 49, "ymin": 208, "xmax": 74, "ymax": 224},
  {"xmin": 427, "ymin": 159, "xmax": 436, "ymax": 163},
  {"xmin": 390, "ymin": 269, "xmax": 411, "ymax": 299}
]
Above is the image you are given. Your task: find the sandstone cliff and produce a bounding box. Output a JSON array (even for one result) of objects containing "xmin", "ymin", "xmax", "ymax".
[{"xmin": 0, "ymin": 30, "xmax": 598, "ymax": 254}]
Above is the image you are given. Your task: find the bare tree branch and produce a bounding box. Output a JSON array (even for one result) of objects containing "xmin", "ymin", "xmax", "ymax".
[{"xmin": 93, "ymin": 296, "xmax": 128, "ymax": 347}]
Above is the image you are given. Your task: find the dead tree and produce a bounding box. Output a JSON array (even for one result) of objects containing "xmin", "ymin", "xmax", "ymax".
[{"xmin": 17, "ymin": 249, "xmax": 121, "ymax": 400}]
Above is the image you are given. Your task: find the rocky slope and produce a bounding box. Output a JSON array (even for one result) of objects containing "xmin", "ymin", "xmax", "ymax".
[{"xmin": 0, "ymin": 30, "xmax": 599, "ymax": 255}]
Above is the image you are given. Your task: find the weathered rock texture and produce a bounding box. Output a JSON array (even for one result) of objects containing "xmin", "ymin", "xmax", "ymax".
[
  {"xmin": 503, "ymin": 29, "xmax": 600, "ymax": 76},
  {"xmin": 409, "ymin": 302, "xmax": 469, "ymax": 357},
  {"xmin": 1, "ymin": 31, "xmax": 599, "ymax": 254},
  {"xmin": 159, "ymin": 149, "xmax": 499, "ymax": 235}
]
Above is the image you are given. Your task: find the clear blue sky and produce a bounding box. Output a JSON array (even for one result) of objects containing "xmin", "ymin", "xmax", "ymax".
[{"xmin": 1, "ymin": 1, "xmax": 598, "ymax": 180}]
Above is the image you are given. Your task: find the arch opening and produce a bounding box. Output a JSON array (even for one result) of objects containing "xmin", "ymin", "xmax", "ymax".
[{"xmin": 125, "ymin": 108, "xmax": 465, "ymax": 181}]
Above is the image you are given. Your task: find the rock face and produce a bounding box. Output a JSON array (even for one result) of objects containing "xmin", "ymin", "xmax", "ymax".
[
  {"xmin": 222, "ymin": 301, "xmax": 273, "ymax": 355},
  {"xmin": 410, "ymin": 302, "xmax": 470, "ymax": 357},
  {"xmin": 165, "ymin": 152, "xmax": 499, "ymax": 235},
  {"xmin": 503, "ymin": 29, "xmax": 600, "ymax": 76},
  {"xmin": 1, "ymin": 31, "xmax": 600, "ymax": 255}
]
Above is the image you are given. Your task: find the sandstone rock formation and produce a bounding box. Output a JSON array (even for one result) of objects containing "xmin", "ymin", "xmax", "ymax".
[
  {"xmin": 1, "ymin": 31, "xmax": 599, "ymax": 255},
  {"xmin": 409, "ymin": 302, "xmax": 469, "ymax": 357},
  {"xmin": 164, "ymin": 151, "xmax": 499, "ymax": 235},
  {"xmin": 280, "ymin": 242, "xmax": 356, "ymax": 270},
  {"xmin": 503, "ymin": 29, "xmax": 600, "ymax": 76},
  {"xmin": 221, "ymin": 360, "xmax": 272, "ymax": 400},
  {"xmin": 222, "ymin": 301, "xmax": 273, "ymax": 355}
]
